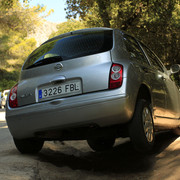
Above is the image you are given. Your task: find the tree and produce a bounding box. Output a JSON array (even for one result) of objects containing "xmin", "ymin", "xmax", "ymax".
[
  {"xmin": 65, "ymin": 0, "xmax": 180, "ymax": 64},
  {"xmin": 0, "ymin": 0, "xmax": 53, "ymax": 34},
  {"xmin": 0, "ymin": 0, "xmax": 53, "ymax": 91},
  {"xmin": 49, "ymin": 19, "xmax": 86, "ymax": 38}
]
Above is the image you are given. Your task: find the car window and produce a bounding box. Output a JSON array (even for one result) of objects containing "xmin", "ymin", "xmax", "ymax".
[
  {"xmin": 123, "ymin": 34, "xmax": 149, "ymax": 65},
  {"xmin": 140, "ymin": 43, "xmax": 164, "ymax": 72},
  {"xmin": 23, "ymin": 30, "xmax": 113, "ymax": 70}
]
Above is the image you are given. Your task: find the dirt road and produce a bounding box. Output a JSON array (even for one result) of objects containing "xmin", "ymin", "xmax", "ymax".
[{"xmin": 0, "ymin": 111, "xmax": 180, "ymax": 180}]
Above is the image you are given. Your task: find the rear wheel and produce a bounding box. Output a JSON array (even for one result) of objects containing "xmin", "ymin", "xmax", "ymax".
[
  {"xmin": 128, "ymin": 99, "xmax": 155, "ymax": 153},
  {"xmin": 13, "ymin": 138, "xmax": 44, "ymax": 154},
  {"xmin": 87, "ymin": 137, "xmax": 115, "ymax": 152}
]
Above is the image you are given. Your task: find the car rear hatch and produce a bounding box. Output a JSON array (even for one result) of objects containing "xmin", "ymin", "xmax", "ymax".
[{"xmin": 16, "ymin": 29, "xmax": 114, "ymax": 107}]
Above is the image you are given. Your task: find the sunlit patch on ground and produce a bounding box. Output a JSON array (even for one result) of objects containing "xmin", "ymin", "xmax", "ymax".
[
  {"xmin": 0, "ymin": 125, "xmax": 8, "ymax": 129},
  {"xmin": 166, "ymin": 136, "xmax": 180, "ymax": 151},
  {"xmin": 0, "ymin": 112, "xmax": 5, "ymax": 121},
  {"xmin": 0, "ymin": 120, "xmax": 7, "ymax": 129},
  {"xmin": 0, "ymin": 112, "xmax": 7, "ymax": 129}
]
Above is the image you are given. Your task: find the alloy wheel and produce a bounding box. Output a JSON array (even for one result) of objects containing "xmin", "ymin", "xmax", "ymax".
[{"xmin": 142, "ymin": 107, "xmax": 154, "ymax": 143}]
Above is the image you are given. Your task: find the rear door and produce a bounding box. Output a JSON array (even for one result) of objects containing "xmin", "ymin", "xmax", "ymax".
[
  {"xmin": 140, "ymin": 43, "xmax": 180, "ymax": 119},
  {"xmin": 17, "ymin": 30, "xmax": 113, "ymax": 107},
  {"xmin": 122, "ymin": 34, "xmax": 167, "ymax": 118},
  {"xmin": 140, "ymin": 43, "xmax": 167, "ymax": 117}
]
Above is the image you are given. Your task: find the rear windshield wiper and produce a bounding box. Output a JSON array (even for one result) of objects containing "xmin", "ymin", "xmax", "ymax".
[{"xmin": 26, "ymin": 56, "xmax": 63, "ymax": 69}]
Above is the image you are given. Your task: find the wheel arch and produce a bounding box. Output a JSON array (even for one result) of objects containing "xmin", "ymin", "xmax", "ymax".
[
  {"xmin": 136, "ymin": 84, "xmax": 152, "ymax": 103},
  {"xmin": 128, "ymin": 85, "xmax": 155, "ymax": 152},
  {"xmin": 128, "ymin": 83, "xmax": 152, "ymax": 124}
]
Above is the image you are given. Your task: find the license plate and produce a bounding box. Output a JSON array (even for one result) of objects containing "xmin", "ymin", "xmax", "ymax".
[{"xmin": 39, "ymin": 80, "xmax": 82, "ymax": 99}]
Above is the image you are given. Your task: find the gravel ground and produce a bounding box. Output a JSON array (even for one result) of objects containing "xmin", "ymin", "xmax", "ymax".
[{"xmin": 0, "ymin": 111, "xmax": 180, "ymax": 180}]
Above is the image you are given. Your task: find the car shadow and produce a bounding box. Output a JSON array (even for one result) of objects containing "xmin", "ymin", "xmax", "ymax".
[{"xmin": 38, "ymin": 131, "xmax": 178, "ymax": 174}]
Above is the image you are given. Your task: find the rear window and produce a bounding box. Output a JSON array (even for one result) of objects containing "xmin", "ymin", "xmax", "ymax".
[{"xmin": 23, "ymin": 30, "xmax": 113, "ymax": 70}]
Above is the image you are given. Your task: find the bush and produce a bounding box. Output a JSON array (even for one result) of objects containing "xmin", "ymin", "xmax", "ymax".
[{"xmin": 0, "ymin": 70, "xmax": 19, "ymax": 91}]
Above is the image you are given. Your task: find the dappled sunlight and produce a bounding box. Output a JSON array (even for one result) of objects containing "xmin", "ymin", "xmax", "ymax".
[
  {"xmin": 0, "ymin": 0, "xmax": 179, "ymax": 179},
  {"xmin": 0, "ymin": 125, "xmax": 8, "ymax": 129},
  {"xmin": 0, "ymin": 111, "xmax": 7, "ymax": 129},
  {"xmin": 0, "ymin": 120, "xmax": 7, "ymax": 129},
  {"xmin": 155, "ymin": 136, "xmax": 180, "ymax": 159},
  {"xmin": 0, "ymin": 112, "xmax": 5, "ymax": 121},
  {"xmin": 43, "ymin": 141, "xmax": 65, "ymax": 152},
  {"xmin": 149, "ymin": 135, "xmax": 180, "ymax": 180},
  {"xmin": 165, "ymin": 136, "xmax": 180, "ymax": 151},
  {"xmin": 3, "ymin": 67, "xmax": 15, "ymax": 72},
  {"xmin": 0, "ymin": 175, "xmax": 26, "ymax": 180},
  {"xmin": 7, "ymin": 59, "xmax": 19, "ymax": 65},
  {"xmin": 37, "ymin": 132, "xmax": 180, "ymax": 180},
  {"xmin": 0, "ymin": 120, "xmax": 6, "ymax": 123},
  {"xmin": 7, "ymin": 59, "xmax": 24, "ymax": 66},
  {"xmin": 0, "ymin": 129, "xmax": 179, "ymax": 179},
  {"xmin": 155, "ymin": 136, "xmax": 180, "ymax": 156}
]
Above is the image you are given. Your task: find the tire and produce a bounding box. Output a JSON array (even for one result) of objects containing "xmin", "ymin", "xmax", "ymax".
[
  {"xmin": 13, "ymin": 138, "xmax": 44, "ymax": 154},
  {"xmin": 87, "ymin": 137, "xmax": 115, "ymax": 152},
  {"xmin": 128, "ymin": 99, "xmax": 155, "ymax": 153}
]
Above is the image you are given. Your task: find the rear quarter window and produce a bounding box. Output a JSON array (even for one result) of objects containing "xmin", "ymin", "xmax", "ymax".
[{"xmin": 123, "ymin": 34, "xmax": 149, "ymax": 65}]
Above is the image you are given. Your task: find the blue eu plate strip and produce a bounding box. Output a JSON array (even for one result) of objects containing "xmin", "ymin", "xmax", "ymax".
[{"xmin": 39, "ymin": 90, "xmax": 42, "ymax": 99}]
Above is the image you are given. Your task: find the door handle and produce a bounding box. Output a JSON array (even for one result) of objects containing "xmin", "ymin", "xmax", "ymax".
[{"xmin": 50, "ymin": 76, "xmax": 66, "ymax": 83}]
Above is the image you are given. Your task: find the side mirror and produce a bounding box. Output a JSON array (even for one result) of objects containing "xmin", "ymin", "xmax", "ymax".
[{"xmin": 170, "ymin": 64, "xmax": 180, "ymax": 74}]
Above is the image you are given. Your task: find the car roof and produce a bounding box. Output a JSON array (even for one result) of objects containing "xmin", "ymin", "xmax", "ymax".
[{"xmin": 43, "ymin": 27, "xmax": 114, "ymax": 45}]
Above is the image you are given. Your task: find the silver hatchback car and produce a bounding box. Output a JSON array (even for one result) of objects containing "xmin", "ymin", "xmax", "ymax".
[{"xmin": 6, "ymin": 28, "xmax": 180, "ymax": 154}]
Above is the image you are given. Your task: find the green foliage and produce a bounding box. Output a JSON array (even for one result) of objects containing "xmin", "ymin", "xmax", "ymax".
[
  {"xmin": 0, "ymin": 35, "xmax": 9, "ymax": 62},
  {"xmin": 0, "ymin": 0, "xmax": 53, "ymax": 35},
  {"xmin": 65, "ymin": 0, "xmax": 180, "ymax": 65},
  {"xmin": 49, "ymin": 19, "xmax": 86, "ymax": 38},
  {"xmin": 0, "ymin": 79, "xmax": 17, "ymax": 92},
  {"xmin": 0, "ymin": 0, "xmax": 54, "ymax": 91},
  {"xmin": 9, "ymin": 38, "xmax": 36, "ymax": 59},
  {"xmin": 171, "ymin": 73, "xmax": 180, "ymax": 87},
  {"xmin": 0, "ymin": 69, "xmax": 19, "ymax": 91}
]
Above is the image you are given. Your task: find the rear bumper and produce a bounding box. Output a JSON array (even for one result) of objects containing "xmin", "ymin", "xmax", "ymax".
[{"xmin": 6, "ymin": 89, "xmax": 134, "ymax": 139}]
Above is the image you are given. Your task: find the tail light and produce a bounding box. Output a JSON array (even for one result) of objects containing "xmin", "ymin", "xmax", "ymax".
[
  {"xmin": 109, "ymin": 64, "xmax": 123, "ymax": 89},
  {"xmin": 9, "ymin": 84, "xmax": 18, "ymax": 108}
]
